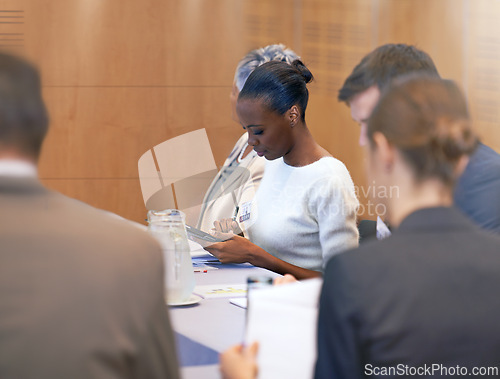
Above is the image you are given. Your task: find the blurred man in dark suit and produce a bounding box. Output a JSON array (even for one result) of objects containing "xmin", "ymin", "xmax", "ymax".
[{"xmin": 0, "ymin": 52, "xmax": 179, "ymax": 379}]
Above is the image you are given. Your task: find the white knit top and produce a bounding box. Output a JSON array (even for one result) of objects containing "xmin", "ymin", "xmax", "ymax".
[{"xmin": 240, "ymin": 157, "xmax": 359, "ymax": 272}]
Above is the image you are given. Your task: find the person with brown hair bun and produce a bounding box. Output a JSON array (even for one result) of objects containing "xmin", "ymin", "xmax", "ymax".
[
  {"xmin": 206, "ymin": 59, "xmax": 359, "ymax": 280},
  {"xmin": 315, "ymin": 75, "xmax": 500, "ymax": 378}
]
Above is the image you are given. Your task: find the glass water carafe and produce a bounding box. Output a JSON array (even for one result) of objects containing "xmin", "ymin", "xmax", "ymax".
[{"xmin": 147, "ymin": 209, "xmax": 195, "ymax": 304}]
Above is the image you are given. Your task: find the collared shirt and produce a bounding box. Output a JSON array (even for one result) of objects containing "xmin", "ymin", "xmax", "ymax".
[{"xmin": 0, "ymin": 159, "xmax": 38, "ymax": 178}]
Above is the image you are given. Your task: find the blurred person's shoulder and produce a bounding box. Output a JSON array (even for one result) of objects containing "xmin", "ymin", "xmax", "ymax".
[{"xmin": 42, "ymin": 188, "xmax": 162, "ymax": 260}]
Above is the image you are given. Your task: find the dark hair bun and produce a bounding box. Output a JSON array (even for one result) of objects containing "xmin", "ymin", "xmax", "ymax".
[
  {"xmin": 238, "ymin": 59, "xmax": 313, "ymax": 120},
  {"xmin": 291, "ymin": 60, "xmax": 314, "ymax": 84},
  {"xmin": 431, "ymin": 117, "xmax": 478, "ymax": 162}
]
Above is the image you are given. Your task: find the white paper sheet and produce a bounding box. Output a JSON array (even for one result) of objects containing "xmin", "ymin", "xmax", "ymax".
[
  {"xmin": 193, "ymin": 284, "xmax": 247, "ymax": 299},
  {"xmin": 245, "ymin": 278, "xmax": 323, "ymax": 379},
  {"xmin": 188, "ymin": 239, "xmax": 214, "ymax": 258}
]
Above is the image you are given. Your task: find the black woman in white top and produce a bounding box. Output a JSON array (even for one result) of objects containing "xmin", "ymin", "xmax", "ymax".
[{"xmin": 206, "ymin": 60, "xmax": 359, "ymax": 280}]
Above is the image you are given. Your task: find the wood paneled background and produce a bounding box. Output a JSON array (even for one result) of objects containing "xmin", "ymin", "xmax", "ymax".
[{"xmin": 6, "ymin": 0, "xmax": 500, "ymax": 223}]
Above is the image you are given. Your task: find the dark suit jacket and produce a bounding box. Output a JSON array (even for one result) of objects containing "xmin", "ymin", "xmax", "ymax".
[
  {"xmin": 315, "ymin": 207, "xmax": 500, "ymax": 379},
  {"xmin": 0, "ymin": 177, "xmax": 180, "ymax": 379},
  {"xmin": 455, "ymin": 143, "xmax": 500, "ymax": 233}
]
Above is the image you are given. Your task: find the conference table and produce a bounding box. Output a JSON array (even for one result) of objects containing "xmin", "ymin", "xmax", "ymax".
[{"xmin": 169, "ymin": 259, "xmax": 280, "ymax": 379}]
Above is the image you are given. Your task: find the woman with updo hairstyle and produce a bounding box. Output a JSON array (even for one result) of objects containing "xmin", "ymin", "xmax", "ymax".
[
  {"xmin": 206, "ymin": 60, "xmax": 359, "ymax": 279},
  {"xmin": 197, "ymin": 44, "xmax": 299, "ymax": 234}
]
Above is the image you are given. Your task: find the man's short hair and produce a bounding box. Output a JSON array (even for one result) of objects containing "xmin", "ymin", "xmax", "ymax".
[
  {"xmin": 338, "ymin": 44, "xmax": 440, "ymax": 103},
  {"xmin": 0, "ymin": 52, "xmax": 48, "ymax": 159}
]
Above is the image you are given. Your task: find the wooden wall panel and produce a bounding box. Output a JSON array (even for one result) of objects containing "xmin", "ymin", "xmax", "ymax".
[
  {"xmin": 23, "ymin": 0, "xmax": 246, "ymax": 223},
  {"xmin": 39, "ymin": 87, "xmax": 169, "ymax": 179},
  {"xmin": 169, "ymin": 0, "xmax": 246, "ymax": 86},
  {"xmin": 39, "ymin": 86, "xmax": 237, "ymax": 222},
  {"xmin": 15, "ymin": 0, "xmax": 500, "ymax": 225},
  {"xmin": 241, "ymin": 0, "xmax": 297, "ymax": 51},
  {"xmin": 465, "ymin": 0, "xmax": 500, "ymax": 152},
  {"xmin": 24, "ymin": 0, "xmax": 170, "ymax": 86},
  {"xmin": 376, "ymin": 0, "xmax": 499, "ymax": 156},
  {"xmin": 0, "ymin": 0, "xmax": 24, "ymax": 56},
  {"xmin": 163, "ymin": 87, "xmax": 243, "ymax": 165},
  {"xmin": 377, "ymin": 0, "xmax": 464, "ymax": 85},
  {"xmin": 25, "ymin": 0, "xmax": 245, "ymax": 86},
  {"xmin": 301, "ymin": 0, "xmax": 374, "ymax": 96},
  {"xmin": 300, "ymin": 0, "xmax": 375, "ymax": 218}
]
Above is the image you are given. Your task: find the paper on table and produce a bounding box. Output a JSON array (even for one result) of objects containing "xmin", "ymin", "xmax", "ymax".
[
  {"xmin": 245, "ymin": 278, "xmax": 323, "ymax": 379},
  {"xmin": 188, "ymin": 239, "xmax": 215, "ymax": 258},
  {"xmin": 193, "ymin": 284, "xmax": 247, "ymax": 299}
]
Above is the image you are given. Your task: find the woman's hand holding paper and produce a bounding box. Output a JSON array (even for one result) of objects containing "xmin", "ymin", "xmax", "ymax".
[{"xmin": 204, "ymin": 235, "xmax": 257, "ymax": 264}]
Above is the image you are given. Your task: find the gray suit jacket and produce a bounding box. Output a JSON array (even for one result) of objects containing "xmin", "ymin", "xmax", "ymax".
[{"xmin": 0, "ymin": 177, "xmax": 180, "ymax": 379}]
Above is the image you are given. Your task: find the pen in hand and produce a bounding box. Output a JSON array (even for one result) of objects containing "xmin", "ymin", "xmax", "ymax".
[{"xmin": 232, "ymin": 206, "xmax": 239, "ymax": 222}]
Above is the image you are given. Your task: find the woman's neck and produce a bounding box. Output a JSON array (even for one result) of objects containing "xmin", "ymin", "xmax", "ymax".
[
  {"xmin": 388, "ymin": 178, "xmax": 454, "ymax": 228},
  {"xmin": 283, "ymin": 125, "xmax": 331, "ymax": 167}
]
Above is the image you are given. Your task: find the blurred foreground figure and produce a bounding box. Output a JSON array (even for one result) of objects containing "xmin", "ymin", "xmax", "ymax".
[
  {"xmin": 0, "ymin": 52, "xmax": 180, "ymax": 379},
  {"xmin": 316, "ymin": 76, "xmax": 500, "ymax": 378}
]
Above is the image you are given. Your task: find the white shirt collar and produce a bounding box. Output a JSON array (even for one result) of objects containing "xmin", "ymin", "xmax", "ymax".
[{"xmin": 0, "ymin": 159, "xmax": 38, "ymax": 178}]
